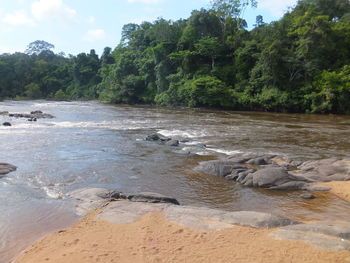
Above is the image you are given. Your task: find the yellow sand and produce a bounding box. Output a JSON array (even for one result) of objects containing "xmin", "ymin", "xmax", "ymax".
[
  {"xmin": 15, "ymin": 209, "xmax": 350, "ymax": 263},
  {"xmin": 319, "ymin": 181, "xmax": 350, "ymax": 202}
]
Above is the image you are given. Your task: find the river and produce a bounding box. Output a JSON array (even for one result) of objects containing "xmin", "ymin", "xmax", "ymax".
[{"xmin": 1, "ymin": 100, "xmax": 350, "ymax": 262}]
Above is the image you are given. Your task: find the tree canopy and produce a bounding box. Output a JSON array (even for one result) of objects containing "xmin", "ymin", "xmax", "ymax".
[{"xmin": 1, "ymin": 0, "xmax": 350, "ymax": 114}]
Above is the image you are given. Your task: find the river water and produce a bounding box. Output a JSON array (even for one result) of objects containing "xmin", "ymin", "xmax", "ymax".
[{"xmin": 1, "ymin": 100, "xmax": 350, "ymax": 262}]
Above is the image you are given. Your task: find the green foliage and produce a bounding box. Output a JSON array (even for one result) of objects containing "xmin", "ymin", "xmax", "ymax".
[
  {"xmin": 308, "ymin": 65, "xmax": 350, "ymax": 113},
  {"xmin": 178, "ymin": 76, "xmax": 232, "ymax": 107},
  {"xmin": 24, "ymin": 83, "xmax": 42, "ymax": 99},
  {"xmin": 2, "ymin": 0, "xmax": 350, "ymax": 115}
]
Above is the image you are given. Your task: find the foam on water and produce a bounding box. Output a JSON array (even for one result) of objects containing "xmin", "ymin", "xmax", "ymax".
[
  {"xmin": 207, "ymin": 148, "xmax": 242, "ymax": 156},
  {"xmin": 158, "ymin": 129, "xmax": 207, "ymax": 138}
]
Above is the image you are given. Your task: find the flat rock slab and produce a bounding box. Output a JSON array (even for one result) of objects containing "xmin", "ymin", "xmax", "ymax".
[
  {"xmin": 67, "ymin": 188, "xmax": 180, "ymax": 215},
  {"xmin": 67, "ymin": 188, "xmax": 122, "ymax": 216},
  {"xmin": 270, "ymin": 222, "xmax": 350, "ymax": 251},
  {"xmin": 98, "ymin": 201, "xmax": 298, "ymax": 232},
  {"xmin": 0, "ymin": 163, "xmax": 17, "ymax": 177}
]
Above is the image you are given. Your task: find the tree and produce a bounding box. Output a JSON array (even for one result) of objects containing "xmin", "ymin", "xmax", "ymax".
[
  {"xmin": 254, "ymin": 15, "xmax": 265, "ymax": 27},
  {"xmin": 210, "ymin": 0, "xmax": 258, "ymax": 39},
  {"xmin": 25, "ymin": 40, "xmax": 55, "ymax": 55},
  {"xmin": 194, "ymin": 37, "xmax": 223, "ymax": 70}
]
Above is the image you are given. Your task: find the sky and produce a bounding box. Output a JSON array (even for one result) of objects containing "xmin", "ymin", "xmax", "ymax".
[{"xmin": 0, "ymin": 0, "xmax": 298, "ymax": 56}]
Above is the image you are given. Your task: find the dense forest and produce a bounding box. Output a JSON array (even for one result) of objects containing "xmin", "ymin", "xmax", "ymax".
[{"xmin": 1, "ymin": 0, "xmax": 350, "ymax": 114}]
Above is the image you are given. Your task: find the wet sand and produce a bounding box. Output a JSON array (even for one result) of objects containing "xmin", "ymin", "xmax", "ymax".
[
  {"xmin": 319, "ymin": 181, "xmax": 350, "ymax": 202},
  {"xmin": 15, "ymin": 207, "xmax": 350, "ymax": 263}
]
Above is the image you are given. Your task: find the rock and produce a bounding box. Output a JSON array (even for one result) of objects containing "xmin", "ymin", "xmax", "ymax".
[
  {"xmin": 252, "ymin": 168, "xmax": 293, "ymax": 188},
  {"xmin": 291, "ymin": 158, "xmax": 350, "ymax": 182},
  {"xmin": 98, "ymin": 201, "xmax": 298, "ymax": 232},
  {"xmin": 194, "ymin": 160, "xmax": 242, "ymax": 177},
  {"xmin": 304, "ymin": 185, "xmax": 331, "ymax": 192},
  {"xmin": 2, "ymin": 122, "xmax": 11, "ymax": 126},
  {"xmin": 247, "ymin": 157, "xmax": 267, "ymax": 165},
  {"xmin": 299, "ymin": 194, "xmax": 316, "ymax": 199},
  {"xmin": 0, "ymin": 111, "xmax": 9, "ymax": 115},
  {"xmin": 269, "ymin": 181, "xmax": 307, "ymax": 190},
  {"xmin": 30, "ymin": 110, "xmax": 43, "ymax": 114},
  {"xmin": 0, "ymin": 163, "xmax": 17, "ymax": 176},
  {"xmin": 180, "ymin": 138, "xmax": 191, "ymax": 143},
  {"xmin": 166, "ymin": 139, "xmax": 179, "ymax": 147},
  {"xmin": 236, "ymin": 169, "xmax": 256, "ymax": 182},
  {"xmin": 145, "ymin": 133, "xmax": 171, "ymax": 142},
  {"xmin": 128, "ymin": 192, "xmax": 180, "ymax": 205},
  {"xmin": 195, "ymin": 153, "xmax": 350, "ymax": 192},
  {"xmin": 9, "ymin": 112, "xmax": 54, "ymax": 119},
  {"xmin": 270, "ymin": 222, "xmax": 350, "ymax": 251},
  {"xmin": 67, "ymin": 188, "xmax": 122, "ymax": 215},
  {"xmin": 145, "ymin": 133, "xmax": 160, "ymax": 141}
]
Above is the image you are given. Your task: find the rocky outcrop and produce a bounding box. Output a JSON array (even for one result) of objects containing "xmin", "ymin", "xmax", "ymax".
[
  {"xmin": 0, "ymin": 163, "xmax": 17, "ymax": 177},
  {"xmin": 194, "ymin": 153, "xmax": 350, "ymax": 191},
  {"xmin": 7, "ymin": 110, "xmax": 54, "ymax": 119},
  {"xmin": 68, "ymin": 187, "xmax": 350, "ymax": 251}
]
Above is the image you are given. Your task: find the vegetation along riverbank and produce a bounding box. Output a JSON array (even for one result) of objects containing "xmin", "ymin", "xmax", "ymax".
[{"xmin": 1, "ymin": 0, "xmax": 350, "ymax": 114}]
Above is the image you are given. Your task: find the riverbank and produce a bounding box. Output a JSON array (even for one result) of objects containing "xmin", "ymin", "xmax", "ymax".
[
  {"xmin": 14, "ymin": 189, "xmax": 350, "ymax": 263},
  {"xmin": 14, "ymin": 202, "xmax": 350, "ymax": 263}
]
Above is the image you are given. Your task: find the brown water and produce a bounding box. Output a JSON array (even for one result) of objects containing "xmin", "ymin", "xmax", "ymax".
[{"xmin": 1, "ymin": 101, "xmax": 350, "ymax": 262}]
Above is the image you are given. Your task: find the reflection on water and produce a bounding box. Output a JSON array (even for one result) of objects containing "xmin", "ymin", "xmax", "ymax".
[{"xmin": 1, "ymin": 100, "xmax": 350, "ymax": 262}]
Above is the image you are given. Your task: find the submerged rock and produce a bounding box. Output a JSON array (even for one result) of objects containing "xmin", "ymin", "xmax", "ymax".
[
  {"xmin": 8, "ymin": 110, "xmax": 54, "ymax": 119},
  {"xmin": 0, "ymin": 163, "xmax": 17, "ymax": 177},
  {"xmin": 299, "ymin": 194, "xmax": 316, "ymax": 200},
  {"xmin": 145, "ymin": 133, "xmax": 171, "ymax": 142}
]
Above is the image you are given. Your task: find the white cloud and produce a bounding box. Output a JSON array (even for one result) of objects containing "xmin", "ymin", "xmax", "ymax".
[
  {"xmin": 83, "ymin": 29, "xmax": 108, "ymax": 42},
  {"xmin": 87, "ymin": 16, "xmax": 96, "ymax": 24},
  {"xmin": 127, "ymin": 0, "xmax": 164, "ymax": 4},
  {"xmin": 2, "ymin": 10, "xmax": 36, "ymax": 27},
  {"xmin": 259, "ymin": 0, "xmax": 297, "ymax": 17},
  {"xmin": 31, "ymin": 0, "xmax": 77, "ymax": 22}
]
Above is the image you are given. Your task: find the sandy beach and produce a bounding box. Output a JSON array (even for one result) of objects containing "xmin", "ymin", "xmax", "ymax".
[{"xmin": 15, "ymin": 205, "xmax": 350, "ymax": 263}]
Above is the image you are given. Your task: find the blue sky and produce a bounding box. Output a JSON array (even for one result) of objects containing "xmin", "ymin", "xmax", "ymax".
[{"xmin": 0, "ymin": 0, "xmax": 298, "ymax": 56}]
